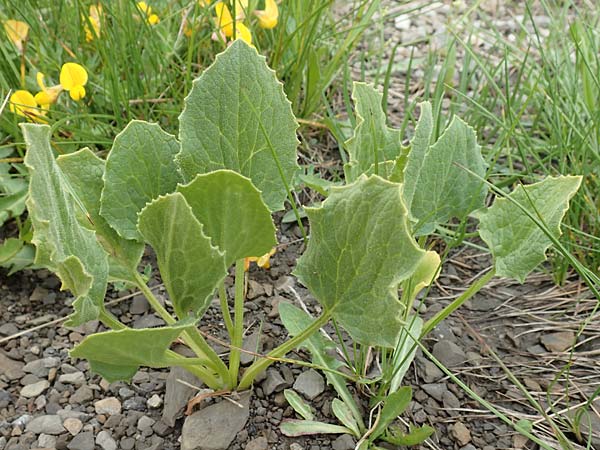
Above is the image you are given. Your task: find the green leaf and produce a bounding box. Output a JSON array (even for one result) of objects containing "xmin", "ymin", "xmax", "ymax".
[
  {"xmin": 22, "ymin": 124, "xmax": 108, "ymax": 326},
  {"xmin": 476, "ymin": 176, "xmax": 582, "ymax": 282},
  {"xmin": 57, "ymin": 149, "xmax": 143, "ymax": 282},
  {"xmin": 284, "ymin": 389, "xmax": 315, "ymax": 421},
  {"xmin": 384, "ymin": 424, "xmax": 435, "ymax": 446},
  {"xmin": 177, "ymin": 170, "xmax": 276, "ymax": 267},
  {"xmin": 402, "ymin": 102, "xmax": 488, "ymax": 234},
  {"xmin": 100, "ymin": 121, "xmax": 181, "ymax": 241},
  {"xmin": 406, "ymin": 250, "xmax": 441, "ymax": 301},
  {"xmin": 389, "ymin": 317, "xmax": 423, "ymax": 393},
  {"xmin": 177, "ymin": 40, "xmax": 299, "ymax": 212},
  {"xmin": 0, "ymin": 243, "xmax": 35, "ymax": 275},
  {"xmin": 0, "ymin": 188, "xmax": 27, "ymax": 225},
  {"xmin": 294, "ymin": 176, "xmax": 425, "ymax": 347},
  {"xmin": 332, "ymin": 398, "xmax": 361, "ymax": 437},
  {"xmin": 280, "ymin": 420, "xmax": 353, "ymax": 437},
  {"xmin": 137, "ymin": 193, "xmax": 227, "ymax": 319},
  {"xmin": 343, "ymin": 83, "xmax": 402, "ymax": 182},
  {"xmin": 70, "ymin": 322, "xmax": 193, "ymax": 382},
  {"xmin": 371, "ymin": 386, "xmax": 413, "ymax": 440},
  {"xmin": 279, "ymin": 302, "xmax": 363, "ymax": 430},
  {"xmin": 0, "ymin": 238, "xmax": 24, "ymax": 264}
]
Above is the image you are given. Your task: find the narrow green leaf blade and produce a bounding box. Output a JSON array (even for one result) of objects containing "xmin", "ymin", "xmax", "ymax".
[
  {"xmin": 70, "ymin": 323, "xmax": 193, "ymax": 382},
  {"xmin": 403, "ymin": 103, "xmax": 488, "ymax": 233},
  {"xmin": 137, "ymin": 193, "xmax": 227, "ymax": 319},
  {"xmin": 476, "ymin": 176, "xmax": 582, "ymax": 282},
  {"xmin": 177, "ymin": 40, "xmax": 299, "ymax": 211},
  {"xmin": 57, "ymin": 149, "xmax": 143, "ymax": 281},
  {"xmin": 331, "ymin": 398, "xmax": 361, "ymax": 437},
  {"xmin": 101, "ymin": 121, "xmax": 182, "ymax": 241},
  {"xmin": 280, "ymin": 420, "xmax": 352, "ymax": 437},
  {"xmin": 385, "ymin": 424, "xmax": 435, "ymax": 446},
  {"xmin": 22, "ymin": 124, "xmax": 108, "ymax": 326},
  {"xmin": 343, "ymin": 83, "xmax": 402, "ymax": 182},
  {"xmin": 284, "ymin": 389, "xmax": 315, "ymax": 421},
  {"xmin": 294, "ymin": 176, "xmax": 425, "ymax": 347},
  {"xmin": 177, "ymin": 170, "xmax": 276, "ymax": 267},
  {"xmin": 371, "ymin": 386, "xmax": 413, "ymax": 440},
  {"xmin": 389, "ymin": 317, "xmax": 423, "ymax": 393}
]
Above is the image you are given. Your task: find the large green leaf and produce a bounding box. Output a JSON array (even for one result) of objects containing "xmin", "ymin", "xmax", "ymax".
[
  {"xmin": 22, "ymin": 124, "xmax": 108, "ymax": 326},
  {"xmin": 343, "ymin": 83, "xmax": 403, "ymax": 182},
  {"xmin": 371, "ymin": 386, "xmax": 413, "ymax": 441},
  {"xmin": 70, "ymin": 322, "xmax": 194, "ymax": 382},
  {"xmin": 402, "ymin": 102, "xmax": 488, "ymax": 234},
  {"xmin": 294, "ymin": 176, "xmax": 425, "ymax": 347},
  {"xmin": 100, "ymin": 120, "xmax": 181, "ymax": 241},
  {"xmin": 137, "ymin": 193, "xmax": 227, "ymax": 319},
  {"xmin": 176, "ymin": 40, "xmax": 299, "ymax": 212},
  {"xmin": 57, "ymin": 149, "xmax": 143, "ymax": 281},
  {"xmin": 476, "ymin": 176, "xmax": 582, "ymax": 282},
  {"xmin": 177, "ymin": 170, "xmax": 276, "ymax": 267}
]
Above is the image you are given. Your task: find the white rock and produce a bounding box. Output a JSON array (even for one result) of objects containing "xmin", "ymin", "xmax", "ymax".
[
  {"xmin": 96, "ymin": 430, "xmax": 117, "ymax": 450},
  {"xmin": 94, "ymin": 397, "xmax": 122, "ymax": 415},
  {"xmin": 20, "ymin": 380, "xmax": 49, "ymax": 398},
  {"xmin": 146, "ymin": 394, "xmax": 162, "ymax": 408},
  {"xmin": 63, "ymin": 417, "xmax": 83, "ymax": 436}
]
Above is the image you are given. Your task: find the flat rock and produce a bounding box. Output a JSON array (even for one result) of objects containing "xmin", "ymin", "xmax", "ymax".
[
  {"xmin": 137, "ymin": 415, "xmax": 155, "ymax": 431},
  {"xmin": 94, "ymin": 397, "xmax": 122, "ymax": 415},
  {"xmin": 0, "ymin": 323, "xmax": 18, "ymax": 336},
  {"xmin": 22, "ymin": 357, "xmax": 60, "ymax": 378},
  {"xmin": 0, "ymin": 351, "xmax": 24, "ymax": 380},
  {"xmin": 541, "ymin": 331, "xmax": 575, "ymax": 352},
  {"xmin": 63, "ymin": 418, "xmax": 83, "ymax": 436},
  {"xmin": 58, "ymin": 371, "xmax": 86, "ymax": 386},
  {"xmin": 67, "ymin": 431, "xmax": 95, "ymax": 450},
  {"xmin": 96, "ymin": 430, "xmax": 117, "ymax": 450},
  {"xmin": 245, "ymin": 436, "xmax": 268, "ymax": 450},
  {"xmin": 20, "ymin": 380, "xmax": 50, "ymax": 398},
  {"xmin": 25, "ymin": 415, "xmax": 65, "ymax": 435},
  {"xmin": 432, "ymin": 341, "xmax": 466, "ymax": 368},
  {"xmin": 262, "ymin": 369, "xmax": 288, "ymax": 396},
  {"xmin": 129, "ymin": 295, "xmax": 150, "ymax": 314},
  {"xmin": 451, "ymin": 421, "xmax": 471, "ymax": 446},
  {"xmin": 422, "ymin": 383, "xmax": 446, "ymax": 402},
  {"xmin": 70, "ymin": 385, "xmax": 93, "ymax": 404},
  {"xmin": 332, "ymin": 434, "xmax": 356, "ymax": 450},
  {"xmin": 293, "ymin": 369, "xmax": 325, "ymax": 400},
  {"xmin": 181, "ymin": 391, "xmax": 251, "ymax": 450},
  {"xmin": 241, "ymin": 332, "xmax": 262, "ymax": 365},
  {"xmin": 163, "ymin": 366, "xmax": 202, "ymax": 427}
]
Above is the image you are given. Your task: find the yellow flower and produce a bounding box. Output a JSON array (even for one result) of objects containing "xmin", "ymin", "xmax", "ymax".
[
  {"xmin": 235, "ymin": 22, "xmax": 252, "ymax": 45},
  {"xmin": 4, "ymin": 20, "xmax": 29, "ymax": 53},
  {"xmin": 9, "ymin": 90, "xmax": 46, "ymax": 122},
  {"xmin": 137, "ymin": 2, "xmax": 160, "ymax": 25},
  {"xmin": 245, "ymin": 247, "xmax": 276, "ymax": 271},
  {"xmin": 34, "ymin": 72, "xmax": 62, "ymax": 109},
  {"xmin": 198, "ymin": 0, "xmax": 211, "ymax": 6},
  {"xmin": 59, "ymin": 63, "xmax": 88, "ymax": 101},
  {"xmin": 254, "ymin": 0, "xmax": 278, "ymax": 29},
  {"xmin": 84, "ymin": 4, "xmax": 102, "ymax": 42},
  {"xmin": 215, "ymin": 2, "xmax": 252, "ymax": 45}
]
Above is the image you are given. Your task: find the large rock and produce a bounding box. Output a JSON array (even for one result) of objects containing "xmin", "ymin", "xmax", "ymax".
[
  {"xmin": 20, "ymin": 380, "xmax": 49, "ymax": 398},
  {"xmin": 0, "ymin": 351, "xmax": 24, "ymax": 381},
  {"xmin": 25, "ymin": 415, "xmax": 65, "ymax": 435},
  {"xmin": 162, "ymin": 366, "xmax": 202, "ymax": 427},
  {"xmin": 432, "ymin": 341, "xmax": 466, "ymax": 368},
  {"xmin": 181, "ymin": 392, "xmax": 251, "ymax": 450},
  {"xmin": 293, "ymin": 369, "xmax": 325, "ymax": 400}
]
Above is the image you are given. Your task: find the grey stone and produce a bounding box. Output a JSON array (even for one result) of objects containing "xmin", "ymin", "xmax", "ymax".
[
  {"xmin": 181, "ymin": 391, "xmax": 251, "ymax": 450},
  {"xmin": 96, "ymin": 430, "xmax": 117, "ymax": 450},
  {"xmin": 262, "ymin": 369, "xmax": 287, "ymax": 396},
  {"xmin": 332, "ymin": 434, "xmax": 356, "ymax": 450},
  {"xmin": 38, "ymin": 433, "xmax": 57, "ymax": 448},
  {"xmin": 66, "ymin": 431, "xmax": 94, "ymax": 450},
  {"xmin": 289, "ymin": 444, "xmax": 303, "ymax": 450},
  {"xmin": 451, "ymin": 422, "xmax": 471, "ymax": 446},
  {"xmin": 0, "ymin": 351, "xmax": 24, "ymax": 381},
  {"xmin": 137, "ymin": 415, "xmax": 155, "ymax": 431},
  {"xmin": 118, "ymin": 387, "xmax": 135, "ymax": 399},
  {"xmin": 129, "ymin": 295, "xmax": 149, "ymax": 314},
  {"xmin": 94, "ymin": 397, "xmax": 121, "ymax": 415},
  {"xmin": 162, "ymin": 366, "xmax": 202, "ymax": 427},
  {"xmin": 25, "ymin": 415, "xmax": 65, "ymax": 435},
  {"xmin": 58, "ymin": 372, "xmax": 86, "ymax": 386},
  {"xmin": 69, "ymin": 386, "xmax": 93, "ymax": 404},
  {"xmin": 20, "ymin": 380, "xmax": 49, "ymax": 398},
  {"xmin": 120, "ymin": 437, "xmax": 135, "ymax": 450},
  {"xmin": 422, "ymin": 383, "xmax": 446, "ymax": 402},
  {"xmin": 293, "ymin": 370, "xmax": 325, "ymax": 400},
  {"xmin": 0, "ymin": 323, "xmax": 18, "ymax": 336},
  {"xmin": 541, "ymin": 331, "xmax": 575, "ymax": 352},
  {"xmin": 241, "ymin": 332, "xmax": 261, "ymax": 365},
  {"xmin": 245, "ymin": 436, "xmax": 268, "ymax": 450},
  {"xmin": 420, "ymin": 359, "xmax": 443, "ymax": 383},
  {"xmin": 22, "ymin": 357, "xmax": 60, "ymax": 377},
  {"xmin": 443, "ymin": 390, "xmax": 460, "ymax": 409},
  {"xmin": 432, "ymin": 341, "xmax": 466, "ymax": 367}
]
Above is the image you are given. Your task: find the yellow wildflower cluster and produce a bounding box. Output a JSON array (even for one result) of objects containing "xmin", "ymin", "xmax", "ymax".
[
  {"xmin": 245, "ymin": 247, "xmax": 277, "ymax": 271},
  {"xmin": 9, "ymin": 63, "xmax": 88, "ymax": 122},
  {"xmin": 137, "ymin": 1, "xmax": 160, "ymax": 25},
  {"xmin": 191, "ymin": 0, "xmax": 279, "ymax": 46}
]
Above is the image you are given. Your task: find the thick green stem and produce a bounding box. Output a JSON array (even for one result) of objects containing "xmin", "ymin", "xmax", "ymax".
[
  {"xmin": 99, "ymin": 309, "xmax": 126, "ymax": 330},
  {"xmin": 133, "ymin": 272, "xmax": 230, "ymax": 387},
  {"xmin": 165, "ymin": 350, "xmax": 221, "ymax": 390},
  {"xmin": 238, "ymin": 311, "xmax": 331, "ymax": 390},
  {"xmin": 228, "ymin": 259, "xmax": 246, "ymax": 385},
  {"xmin": 421, "ymin": 268, "xmax": 495, "ymax": 338},
  {"xmin": 219, "ymin": 281, "xmax": 235, "ymax": 337}
]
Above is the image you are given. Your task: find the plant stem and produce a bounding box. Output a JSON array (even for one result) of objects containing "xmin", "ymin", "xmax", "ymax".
[
  {"xmin": 421, "ymin": 268, "xmax": 495, "ymax": 338},
  {"xmin": 98, "ymin": 309, "xmax": 126, "ymax": 330},
  {"xmin": 228, "ymin": 259, "xmax": 246, "ymax": 385},
  {"xmin": 165, "ymin": 350, "xmax": 221, "ymax": 390},
  {"xmin": 219, "ymin": 281, "xmax": 234, "ymax": 337},
  {"xmin": 133, "ymin": 272, "xmax": 230, "ymax": 387},
  {"xmin": 238, "ymin": 310, "xmax": 331, "ymax": 390}
]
